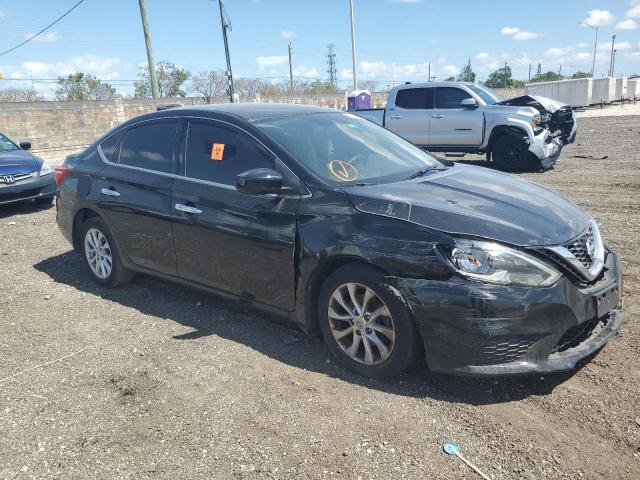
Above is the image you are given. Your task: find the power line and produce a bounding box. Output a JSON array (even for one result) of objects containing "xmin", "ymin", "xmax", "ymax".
[{"xmin": 0, "ymin": 0, "xmax": 85, "ymax": 57}]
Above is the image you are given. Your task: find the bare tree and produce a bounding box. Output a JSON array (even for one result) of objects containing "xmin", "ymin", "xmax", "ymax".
[
  {"xmin": 234, "ymin": 78, "xmax": 265, "ymax": 97},
  {"xmin": 189, "ymin": 70, "xmax": 227, "ymax": 103},
  {"xmin": 0, "ymin": 87, "xmax": 43, "ymax": 102}
]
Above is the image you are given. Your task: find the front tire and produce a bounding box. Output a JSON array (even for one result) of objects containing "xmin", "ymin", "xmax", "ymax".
[
  {"xmin": 80, "ymin": 217, "xmax": 134, "ymax": 287},
  {"xmin": 492, "ymin": 135, "xmax": 539, "ymax": 172},
  {"xmin": 318, "ymin": 264, "xmax": 422, "ymax": 379}
]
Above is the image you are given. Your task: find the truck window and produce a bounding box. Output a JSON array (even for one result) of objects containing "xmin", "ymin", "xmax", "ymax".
[
  {"xmin": 395, "ymin": 88, "xmax": 433, "ymax": 109},
  {"xmin": 434, "ymin": 87, "xmax": 472, "ymax": 109}
]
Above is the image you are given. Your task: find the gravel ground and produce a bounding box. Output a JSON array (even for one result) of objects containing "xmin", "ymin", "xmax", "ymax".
[{"xmin": 1, "ymin": 115, "xmax": 639, "ymax": 480}]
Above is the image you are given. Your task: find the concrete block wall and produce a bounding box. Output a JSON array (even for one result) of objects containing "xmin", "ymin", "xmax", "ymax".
[
  {"xmin": 0, "ymin": 89, "xmax": 525, "ymax": 165},
  {"xmin": 525, "ymin": 78, "xmax": 593, "ymax": 107}
]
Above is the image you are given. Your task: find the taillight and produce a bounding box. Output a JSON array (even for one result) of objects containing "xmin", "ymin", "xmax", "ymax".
[{"xmin": 54, "ymin": 166, "xmax": 70, "ymax": 186}]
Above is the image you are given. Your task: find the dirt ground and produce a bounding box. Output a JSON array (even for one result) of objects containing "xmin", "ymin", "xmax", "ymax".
[{"xmin": 1, "ymin": 115, "xmax": 639, "ymax": 480}]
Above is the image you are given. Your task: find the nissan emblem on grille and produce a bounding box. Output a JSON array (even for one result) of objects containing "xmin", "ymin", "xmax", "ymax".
[{"xmin": 2, "ymin": 175, "xmax": 16, "ymax": 184}]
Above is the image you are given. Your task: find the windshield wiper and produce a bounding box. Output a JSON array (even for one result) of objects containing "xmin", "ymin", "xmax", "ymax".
[{"xmin": 407, "ymin": 166, "xmax": 440, "ymax": 179}]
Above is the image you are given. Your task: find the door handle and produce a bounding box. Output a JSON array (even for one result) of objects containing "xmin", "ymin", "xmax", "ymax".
[
  {"xmin": 431, "ymin": 114, "xmax": 444, "ymax": 119},
  {"xmin": 175, "ymin": 203, "xmax": 202, "ymax": 215},
  {"xmin": 100, "ymin": 187, "xmax": 120, "ymax": 197},
  {"xmin": 389, "ymin": 114, "xmax": 403, "ymax": 120}
]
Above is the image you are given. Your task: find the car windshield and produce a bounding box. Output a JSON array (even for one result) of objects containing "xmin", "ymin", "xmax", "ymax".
[
  {"xmin": 467, "ymin": 84, "xmax": 504, "ymax": 105},
  {"xmin": 0, "ymin": 133, "xmax": 19, "ymax": 152},
  {"xmin": 253, "ymin": 112, "xmax": 443, "ymax": 185}
]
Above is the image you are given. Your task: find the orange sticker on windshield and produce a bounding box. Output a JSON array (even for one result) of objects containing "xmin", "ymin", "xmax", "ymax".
[
  {"xmin": 211, "ymin": 143, "xmax": 225, "ymax": 161},
  {"xmin": 328, "ymin": 160, "xmax": 358, "ymax": 182}
]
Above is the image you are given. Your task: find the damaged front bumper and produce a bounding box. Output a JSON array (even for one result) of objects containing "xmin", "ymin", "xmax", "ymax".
[
  {"xmin": 527, "ymin": 110, "xmax": 577, "ymax": 169},
  {"xmin": 392, "ymin": 247, "xmax": 622, "ymax": 376}
]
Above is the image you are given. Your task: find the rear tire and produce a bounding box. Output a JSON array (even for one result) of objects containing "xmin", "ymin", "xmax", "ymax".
[
  {"xmin": 492, "ymin": 135, "xmax": 539, "ymax": 172},
  {"xmin": 80, "ymin": 217, "xmax": 134, "ymax": 287},
  {"xmin": 318, "ymin": 264, "xmax": 422, "ymax": 379}
]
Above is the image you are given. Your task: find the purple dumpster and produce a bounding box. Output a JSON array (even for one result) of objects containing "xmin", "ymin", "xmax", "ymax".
[{"xmin": 347, "ymin": 90, "xmax": 372, "ymax": 110}]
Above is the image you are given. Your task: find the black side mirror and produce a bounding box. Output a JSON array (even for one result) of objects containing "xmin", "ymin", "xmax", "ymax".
[
  {"xmin": 236, "ymin": 168, "xmax": 284, "ymax": 195},
  {"xmin": 19, "ymin": 141, "xmax": 32, "ymax": 150},
  {"xmin": 460, "ymin": 98, "xmax": 478, "ymax": 109}
]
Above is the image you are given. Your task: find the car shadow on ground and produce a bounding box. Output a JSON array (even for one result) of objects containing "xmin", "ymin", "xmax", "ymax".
[
  {"xmin": 35, "ymin": 251, "xmax": 586, "ymax": 406},
  {"xmin": 0, "ymin": 200, "xmax": 54, "ymax": 219}
]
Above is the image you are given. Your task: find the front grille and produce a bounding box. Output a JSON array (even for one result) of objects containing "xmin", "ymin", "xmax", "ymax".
[
  {"xmin": 550, "ymin": 107, "xmax": 574, "ymax": 138},
  {"xmin": 567, "ymin": 228, "xmax": 595, "ymax": 270},
  {"xmin": 476, "ymin": 336, "xmax": 540, "ymax": 365},
  {"xmin": 0, "ymin": 172, "xmax": 34, "ymax": 186},
  {"xmin": 552, "ymin": 315, "xmax": 609, "ymax": 353}
]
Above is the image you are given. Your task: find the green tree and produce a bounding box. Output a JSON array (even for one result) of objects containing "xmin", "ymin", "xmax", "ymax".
[
  {"xmin": 55, "ymin": 73, "xmax": 115, "ymax": 101},
  {"xmin": 571, "ymin": 71, "xmax": 592, "ymax": 79},
  {"xmin": 456, "ymin": 59, "xmax": 476, "ymax": 82},
  {"xmin": 134, "ymin": 61, "xmax": 190, "ymax": 98},
  {"xmin": 444, "ymin": 76, "xmax": 456, "ymax": 82},
  {"xmin": 530, "ymin": 71, "xmax": 565, "ymax": 83},
  {"xmin": 483, "ymin": 65, "xmax": 524, "ymax": 88}
]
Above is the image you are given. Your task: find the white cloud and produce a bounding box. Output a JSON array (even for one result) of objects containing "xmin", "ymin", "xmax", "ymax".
[
  {"xmin": 340, "ymin": 68, "xmax": 352, "ymax": 80},
  {"xmin": 616, "ymin": 19, "xmax": 637, "ymax": 30},
  {"xmin": 443, "ymin": 65, "xmax": 459, "ymax": 76},
  {"xmin": 599, "ymin": 41, "xmax": 632, "ymax": 51},
  {"xmin": 256, "ymin": 55, "xmax": 287, "ymax": 70},
  {"xmin": 501, "ymin": 26, "xmax": 520, "ymax": 35},
  {"xmin": 20, "ymin": 54, "xmax": 122, "ymax": 78},
  {"xmin": 0, "ymin": 9, "xmax": 6, "ymax": 18},
  {"xmin": 26, "ymin": 31, "xmax": 61, "ymax": 42},
  {"xmin": 583, "ymin": 9, "xmax": 615, "ymax": 27},
  {"xmin": 501, "ymin": 26, "xmax": 541, "ymax": 41},
  {"xmin": 577, "ymin": 42, "xmax": 589, "ymax": 49},
  {"xmin": 292, "ymin": 65, "xmax": 318, "ymax": 78},
  {"xmin": 280, "ymin": 30, "xmax": 296, "ymax": 39},
  {"xmin": 628, "ymin": 5, "xmax": 640, "ymax": 18}
]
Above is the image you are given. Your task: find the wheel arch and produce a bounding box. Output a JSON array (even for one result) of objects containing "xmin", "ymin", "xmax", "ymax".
[
  {"xmin": 71, "ymin": 208, "xmax": 102, "ymax": 252},
  {"xmin": 486, "ymin": 125, "xmax": 529, "ymax": 153}
]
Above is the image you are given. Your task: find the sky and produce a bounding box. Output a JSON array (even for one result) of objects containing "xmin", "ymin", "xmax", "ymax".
[{"xmin": 1, "ymin": 0, "xmax": 640, "ymax": 97}]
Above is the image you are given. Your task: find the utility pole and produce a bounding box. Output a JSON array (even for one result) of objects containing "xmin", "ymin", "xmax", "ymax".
[
  {"xmin": 612, "ymin": 50, "xmax": 617, "ymax": 77},
  {"xmin": 348, "ymin": 0, "xmax": 357, "ymax": 91},
  {"xmin": 558, "ymin": 65, "xmax": 562, "ymax": 77},
  {"xmin": 428, "ymin": 62, "xmax": 431, "ymax": 82},
  {"xmin": 217, "ymin": 0, "xmax": 235, "ymax": 103},
  {"xmin": 590, "ymin": 25, "xmax": 598, "ymax": 77},
  {"xmin": 288, "ymin": 43, "xmax": 294, "ymax": 92},
  {"xmin": 327, "ymin": 44, "xmax": 337, "ymax": 86},
  {"xmin": 138, "ymin": 0, "xmax": 159, "ymax": 98},
  {"xmin": 609, "ymin": 35, "xmax": 616, "ymax": 77},
  {"xmin": 528, "ymin": 64, "xmax": 532, "ymax": 82}
]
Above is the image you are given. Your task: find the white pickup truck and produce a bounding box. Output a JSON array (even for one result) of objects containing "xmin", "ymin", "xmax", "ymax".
[{"xmin": 353, "ymin": 82, "xmax": 577, "ymax": 171}]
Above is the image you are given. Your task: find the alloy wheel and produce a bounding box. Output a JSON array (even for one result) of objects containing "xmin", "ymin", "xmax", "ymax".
[
  {"xmin": 327, "ymin": 282, "xmax": 396, "ymax": 365},
  {"xmin": 84, "ymin": 228, "xmax": 113, "ymax": 279}
]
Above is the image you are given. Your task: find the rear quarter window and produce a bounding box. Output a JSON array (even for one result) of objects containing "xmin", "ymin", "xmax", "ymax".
[
  {"xmin": 394, "ymin": 88, "xmax": 433, "ymax": 109},
  {"xmin": 99, "ymin": 130, "xmax": 125, "ymax": 162}
]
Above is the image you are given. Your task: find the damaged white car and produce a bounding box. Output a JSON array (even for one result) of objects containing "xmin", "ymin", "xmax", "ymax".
[{"xmin": 353, "ymin": 82, "xmax": 577, "ymax": 171}]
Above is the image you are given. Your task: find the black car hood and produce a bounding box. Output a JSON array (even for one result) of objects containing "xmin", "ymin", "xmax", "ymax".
[
  {"xmin": 344, "ymin": 164, "xmax": 589, "ymax": 247},
  {"xmin": 0, "ymin": 150, "xmax": 41, "ymax": 175}
]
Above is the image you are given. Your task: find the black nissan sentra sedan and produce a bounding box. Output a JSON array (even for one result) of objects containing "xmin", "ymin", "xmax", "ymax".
[
  {"xmin": 55, "ymin": 104, "xmax": 623, "ymax": 378},
  {"xmin": 0, "ymin": 132, "xmax": 57, "ymax": 206}
]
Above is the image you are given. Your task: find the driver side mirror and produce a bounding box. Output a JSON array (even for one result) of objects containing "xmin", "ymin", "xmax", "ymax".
[
  {"xmin": 461, "ymin": 98, "xmax": 478, "ymax": 109},
  {"xmin": 19, "ymin": 141, "xmax": 32, "ymax": 150},
  {"xmin": 236, "ymin": 168, "xmax": 285, "ymax": 195}
]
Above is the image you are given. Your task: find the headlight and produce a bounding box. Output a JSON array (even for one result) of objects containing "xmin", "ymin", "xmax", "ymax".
[
  {"xmin": 40, "ymin": 162, "xmax": 54, "ymax": 176},
  {"xmin": 446, "ymin": 240, "xmax": 561, "ymax": 287}
]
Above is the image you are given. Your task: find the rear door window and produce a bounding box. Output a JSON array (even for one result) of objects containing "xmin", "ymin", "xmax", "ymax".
[
  {"xmin": 434, "ymin": 87, "xmax": 472, "ymax": 109},
  {"xmin": 119, "ymin": 121, "xmax": 178, "ymax": 173},
  {"xmin": 185, "ymin": 120, "xmax": 274, "ymax": 186},
  {"xmin": 394, "ymin": 88, "xmax": 434, "ymax": 109}
]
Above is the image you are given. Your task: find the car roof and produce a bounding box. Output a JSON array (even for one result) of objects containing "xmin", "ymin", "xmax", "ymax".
[
  {"xmin": 395, "ymin": 81, "xmax": 478, "ymax": 89},
  {"xmin": 162, "ymin": 102, "xmax": 336, "ymax": 122}
]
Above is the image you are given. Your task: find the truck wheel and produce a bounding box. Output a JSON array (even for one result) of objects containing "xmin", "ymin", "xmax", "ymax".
[{"xmin": 492, "ymin": 135, "xmax": 539, "ymax": 172}]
